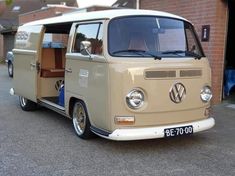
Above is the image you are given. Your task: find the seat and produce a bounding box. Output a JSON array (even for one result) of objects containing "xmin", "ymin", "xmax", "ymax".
[{"xmin": 128, "ymin": 33, "xmax": 149, "ymax": 51}]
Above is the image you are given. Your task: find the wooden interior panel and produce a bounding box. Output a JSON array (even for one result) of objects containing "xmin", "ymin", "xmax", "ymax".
[
  {"xmin": 62, "ymin": 48, "xmax": 66, "ymax": 68},
  {"xmin": 41, "ymin": 48, "xmax": 66, "ymax": 78},
  {"xmin": 39, "ymin": 77, "xmax": 64, "ymax": 97},
  {"xmin": 41, "ymin": 69, "xmax": 64, "ymax": 77},
  {"xmin": 41, "ymin": 48, "xmax": 55, "ymax": 69}
]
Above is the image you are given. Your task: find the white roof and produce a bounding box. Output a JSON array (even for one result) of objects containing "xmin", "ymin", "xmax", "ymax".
[{"xmin": 24, "ymin": 9, "xmax": 188, "ymax": 26}]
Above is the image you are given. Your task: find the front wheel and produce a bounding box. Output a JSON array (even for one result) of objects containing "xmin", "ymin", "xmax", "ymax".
[
  {"xmin": 19, "ymin": 96, "xmax": 37, "ymax": 111},
  {"xmin": 8, "ymin": 62, "xmax": 13, "ymax": 77},
  {"xmin": 72, "ymin": 101, "xmax": 94, "ymax": 139}
]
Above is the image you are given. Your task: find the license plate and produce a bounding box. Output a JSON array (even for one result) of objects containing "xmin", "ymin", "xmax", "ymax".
[{"xmin": 164, "ymin": 125, "xmax": 193, "ymax": 137}]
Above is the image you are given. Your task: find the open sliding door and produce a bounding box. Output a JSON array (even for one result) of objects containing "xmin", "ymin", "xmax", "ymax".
[{"xmin": 13, "ymin": 25, "xmax": 44, "ymax": 102}]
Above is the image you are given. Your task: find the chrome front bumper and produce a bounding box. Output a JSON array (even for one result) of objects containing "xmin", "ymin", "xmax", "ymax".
[{"xmin": 103, "ymin": 117, "xmax": 215, "ymax": 141}]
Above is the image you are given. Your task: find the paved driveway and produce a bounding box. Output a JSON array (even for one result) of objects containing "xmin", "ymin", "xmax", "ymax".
[{"xmin": 0, "ymin": 64, "xmax": 234, "ymax": 176}]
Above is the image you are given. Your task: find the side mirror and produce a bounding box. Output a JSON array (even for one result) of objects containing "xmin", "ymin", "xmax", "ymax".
[{"xmin": 80, "ymin": 41, "xmax": 92, "ymax": 57}]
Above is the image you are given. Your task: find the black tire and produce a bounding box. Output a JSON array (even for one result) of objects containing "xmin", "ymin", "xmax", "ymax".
[
  {"xmin": 19, "ymin": 96, "xmax": 37, "ymax": 111},
  {"xmin": 72, "ymin": 101, "xmax": 94, "ymax": 139},
  {"xmin": 8, "ymin": 62, "xmax": 13, "ymax": 77}
]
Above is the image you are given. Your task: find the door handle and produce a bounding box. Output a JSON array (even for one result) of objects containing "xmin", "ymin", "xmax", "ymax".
[
  {"xmin": 30, "ymin": 63, "xmax": 36, "ymax": 67},
  {"xmin": 65, "ymin": 68, "xmax": 72, "ymax": 73},
  {"xmin": 30, "ymin": 62, "xmax": 40, "ymax": 72}
]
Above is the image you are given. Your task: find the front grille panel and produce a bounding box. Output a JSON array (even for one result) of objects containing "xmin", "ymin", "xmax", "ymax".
[
  {"xmin": 180, "ymin": 70, "xmax": 202, "ymax": 77},
  {"xmin": 145, "ymin": 71, "xmax": 176, "ymax": 79},
  {"xmin": 145, "ymin": 69, "xmax": 202, "ymax": 79}
]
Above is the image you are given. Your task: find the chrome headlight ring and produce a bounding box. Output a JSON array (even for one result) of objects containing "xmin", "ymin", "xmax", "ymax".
[
  {"xmin": 200, "ymin": 86, "xmax": 212, "ymax": 103},
  {"xmin": 126, "ymin": 89, "xmax": 145, "ymax": 109}
]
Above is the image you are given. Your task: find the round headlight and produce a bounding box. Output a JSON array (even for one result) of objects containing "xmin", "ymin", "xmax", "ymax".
[
  {"xmin": 126, "ymin": 89, "xmax": 144, "ymax": 109},
  {"xmin": 200, "ymin": 86, "xmax": 212, "ymax": 102}
]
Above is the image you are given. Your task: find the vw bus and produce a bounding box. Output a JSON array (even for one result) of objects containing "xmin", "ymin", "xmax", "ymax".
[{"xmin": 10, "ymin": 9, "xmax": 215, "ymax": 140}]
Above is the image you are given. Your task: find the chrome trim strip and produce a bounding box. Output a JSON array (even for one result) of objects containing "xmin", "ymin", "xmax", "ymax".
[
  {"xmin": 40, "ymin": 99, "xmax": 65, "ymax": 111},
  {"xmin": 39, "ymin": 99, "xmax": 70, "ymax": 118}
]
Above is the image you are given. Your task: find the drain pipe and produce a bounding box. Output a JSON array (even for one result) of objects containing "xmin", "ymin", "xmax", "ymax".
[{"xmin": 136, "ymin": 0, "xmax": 140, "ymax": 9}]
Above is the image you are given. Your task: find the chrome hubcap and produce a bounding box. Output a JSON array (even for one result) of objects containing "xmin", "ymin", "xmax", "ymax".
[
  {"xmin": 20, "ymin": 97, "xmax": 27, "ymax": 106},
  {"xmin": 9, "ymin": 64, "xmax": 13, "ymax": 75},
  {"xmin": 73, "ymin": 103, "xmax": 86, "ymax": 135}
]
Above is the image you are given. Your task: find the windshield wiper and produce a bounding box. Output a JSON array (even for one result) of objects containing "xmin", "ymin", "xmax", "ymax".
[
  {"xmin": 143, "ymin": 51, "xmax": 162, "ymax": 60},
  {"xmin": 162, "ymin": 50, "xmax": 202, "ymax": 60},
  {"xmin": 112, "ymin": 49, "xmax": 161, "ymax": 60},
  {"xmin": 185, "ymin": 51, "xmax": 202, "ymax": 60}
]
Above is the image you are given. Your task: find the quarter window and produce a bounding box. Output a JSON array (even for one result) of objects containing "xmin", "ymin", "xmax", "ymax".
[
  {"xmin": 185, "ymin": 28, "xmax": 201, "ymax": 56},
  {"xmin": 73, "ymin": 23, "xmax": 103, "ymax": 55}
]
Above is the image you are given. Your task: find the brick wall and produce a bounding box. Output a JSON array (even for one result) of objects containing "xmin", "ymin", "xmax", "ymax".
[
  {"xmin": 18, "ymin": 6, "xmax": 77, "ymax": 48},
  {"xmin": 141, "ymin": 0, "xmax": 228, "ymax": 104},
  {"xmin": 19, "ymin": 6, "xmax": 77, "ymax": 25}
]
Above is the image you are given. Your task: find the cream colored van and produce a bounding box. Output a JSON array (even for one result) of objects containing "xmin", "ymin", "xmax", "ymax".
[{"xmin": 11, "ymin": 9, "xmax": 215, "ymax": 140}]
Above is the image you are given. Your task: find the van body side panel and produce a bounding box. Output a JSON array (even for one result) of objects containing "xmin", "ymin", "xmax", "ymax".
[
  {"xmin": 65, "ymin": 54, "xmax": 110, "ymax": 131},
  {"xmin": 13, "ymin": 25, "xmax": 44, "ymax": 102},
  {"xmin": 108, "ymin": 58, "xmax": 211, "ymax": 131}
]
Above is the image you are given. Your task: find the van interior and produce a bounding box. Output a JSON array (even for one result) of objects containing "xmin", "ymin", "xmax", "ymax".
[{"xmin": 39, "ymin": 23, "xmax": 72, "ymax": 108}]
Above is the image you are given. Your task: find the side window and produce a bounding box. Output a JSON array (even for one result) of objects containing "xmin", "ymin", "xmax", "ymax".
[{"xmin": 73, "ymin": 23, "xmax": 103, "ymax": 55}]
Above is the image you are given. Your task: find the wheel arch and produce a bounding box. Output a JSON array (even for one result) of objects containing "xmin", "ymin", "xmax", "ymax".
[
  {"xmin": 68, "ymin": 97, "xmax": 90, "ymax": 120},
  {"xmin": 68, "ymin": 97, "xmax": 77, "ymax": 117},
  {"xmin": 69, "ymin": 97, "xmax": 95, "ymax": 139}
]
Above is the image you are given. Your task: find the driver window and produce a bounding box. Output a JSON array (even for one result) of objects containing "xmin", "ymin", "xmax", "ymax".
[{"xmin": 73, "ymin": 23, "xmax": 103, "ymax": 55}]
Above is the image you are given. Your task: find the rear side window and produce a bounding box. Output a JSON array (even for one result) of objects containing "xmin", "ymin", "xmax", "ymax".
[{"xmin": 73, "ymin": 23, "xmax": 103, "ymax": 55}]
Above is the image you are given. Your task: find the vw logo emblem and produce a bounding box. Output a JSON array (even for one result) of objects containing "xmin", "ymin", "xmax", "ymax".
[{"xmin": 169, "ymin": 83, "xmax": 186, "ymax": 103}]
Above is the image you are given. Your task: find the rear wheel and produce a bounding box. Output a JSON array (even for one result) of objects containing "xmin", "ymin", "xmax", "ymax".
[
  {"xmin": 8, "ymin": 62, "xmax": 13, "ymax": 77},
  {"xmin": 72, "ymin": 101, "xmax": 94, "ymax": 139},
  {"xmin": 19, "ymin": 96, "xmax": 37, "ymax": 111}
]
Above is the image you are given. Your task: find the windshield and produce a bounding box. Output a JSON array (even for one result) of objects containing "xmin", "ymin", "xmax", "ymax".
[{"xmin": 108, "ymin": 16, "xmax": 204, "ymax": 59}]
